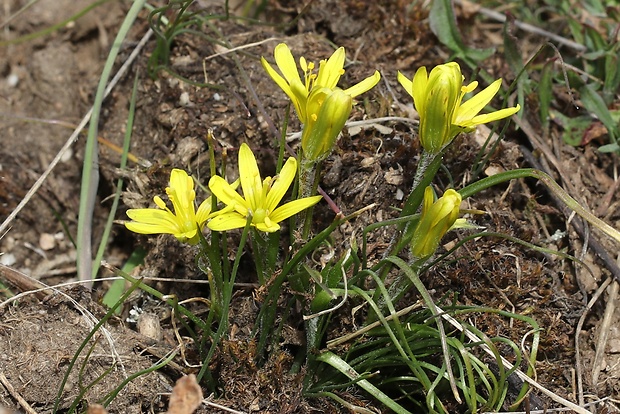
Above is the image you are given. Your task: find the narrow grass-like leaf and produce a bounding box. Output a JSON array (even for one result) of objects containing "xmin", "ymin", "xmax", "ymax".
[
  {"xmin": 77, "ymin": 0, "xmax": 147, "ymax": 284},
  {"xmin": 539, "ymin": 62, "xmax": 554, "ymax": 127},
  {"xmin": 317, "ymin": 351, "xmax": 410, "ymax": 414},
  {"xmin": 458, "ymin": 168, "xmax": 620, "ymax": 244},
  {"xmin": 428, "ymin": 0, "xmax": 493, "ymax": 75},
  {"xmin": 94, "ymin": 73, "xmax": 141, "ymax": 287}
]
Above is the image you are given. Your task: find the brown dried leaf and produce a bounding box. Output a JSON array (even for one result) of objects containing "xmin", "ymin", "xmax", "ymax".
[{"xmin": 167, "ymin": 374, "xmax": 203, "ymax": 414}]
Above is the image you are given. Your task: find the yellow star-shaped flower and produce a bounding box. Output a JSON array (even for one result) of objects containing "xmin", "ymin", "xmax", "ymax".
[
  {"xmin": 207, "ymin": 143, "xmax": 322, "ymax": 233},
  {"xmin": 125, "ymin": 169, "xmax": 212, "ymax": 245},
  {"xmin": 261, "ymin": 43, "xmax": 380, "ymax": 126},
  {"xmin": 398, "ymin": 62, "xmax": 520, "ymax": 153}
]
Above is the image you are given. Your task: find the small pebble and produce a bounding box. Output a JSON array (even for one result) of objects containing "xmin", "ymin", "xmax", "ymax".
[
  {"xmin": 6, "ymin": 73, "xmax": 19, "ymax": 87},
  {"xmin": 39, "ymin": 233, "xmax": 56, "ymax": 251}
]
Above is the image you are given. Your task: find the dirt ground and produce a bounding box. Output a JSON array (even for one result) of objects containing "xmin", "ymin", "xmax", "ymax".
[{"xmin": 1, "ymin": 0, "xmax": 620, "ymax": 413}]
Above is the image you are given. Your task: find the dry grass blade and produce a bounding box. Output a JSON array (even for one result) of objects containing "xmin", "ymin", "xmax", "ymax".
[{"xmin": 590, "ymin": 281, "xmax": 618, "ymax": 388}]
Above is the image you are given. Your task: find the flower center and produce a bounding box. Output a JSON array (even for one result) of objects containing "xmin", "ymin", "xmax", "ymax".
[{"xmin": 252, "ymin": 208, "xmax": 268, "ymax": 224}]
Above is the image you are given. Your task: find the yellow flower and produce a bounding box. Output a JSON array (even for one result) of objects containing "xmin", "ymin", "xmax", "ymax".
[
  {"xmin": 398, "ymin": 62, "xmax": 520, "ymax": 153},
  {"xmin": 208, "ymin": 143, "xmax": 322, "ymax": 233},
  {"xmin": 410, "ymin": 187, "xmax": 462, "ymax": 258},
  {"xmin": 261, "ymin": 43, "xmax": 380, "ymax": 126},
  {"xmin": 125, "ymin": 169, "xmax": 212, "ymax": 245}
]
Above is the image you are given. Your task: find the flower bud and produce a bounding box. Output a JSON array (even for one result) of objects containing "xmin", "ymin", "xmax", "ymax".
[
  {"xmin": 301, "ymin": 87, "xmax": 352, "ymax": 161},
  {"xmin": 410, "ymin": 187, "xmax": 462, "ymax": 258}
]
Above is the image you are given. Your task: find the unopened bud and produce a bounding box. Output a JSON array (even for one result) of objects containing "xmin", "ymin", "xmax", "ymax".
[
  {"xmin": 410, "ymin": 187, "xmax": 462, "ymax": 258},
  {"xmin": 302, "ymin": 87, "xmax": 352, "ymax": 161}
]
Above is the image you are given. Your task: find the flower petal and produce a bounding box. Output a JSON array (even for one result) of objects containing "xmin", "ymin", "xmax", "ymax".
[
  {"xmin": 207, "ymin": 212, "xmax": 249, "ymax": 232},
  {"xmin": 262, "ymin": 56, "xmax": 306, "ymax": 120},
  {"xmin": 273, "ymin": 43, "xmax": 303, "ymax": 87},
  {"xmin": 168, "ymin": 169, "xmax": 194, "ymax": 211},
  {"xmin": 454, "ymin": 79, "xmax": 502, "ymax": 124},
  {"xmin": 344, "ymin": 70, "xmax": 381, "ymax": 98},
  {"xmin": 125, "ymin": 208, "xmax": 180, "ymax": 235},
  {"xmin": 125, "ymin": 222, "xmax": 175, "ymax": 235},
  {"xmin": 127, "ymin": 208, "xmax": 178, "ymax": 227},
  {"xmin": 411, "ymin": 66, "xmax": 429, "ymax": 117},
  {"xmin": 255, "ymin": 219, "xmax": 280, "ymax": 233},
  {"xmin": 195, "ymin": 196, "xmax": 213, "ymax": 225},
  {"xmin": 238, "ymin": 143, "xmax": 262, "ymax": 212},
  {"xmin": 458, "ymin": 104, "xmax": 521, "ymax": 128},
  {"xmin": 266, "ymin": 157, "xmax": 297, "ymax": 211},
  {"xmin": 208, "ymin": 175, "xmax": 248, "ymax": 216},
  {"xmin": 269, "ymin": 195, "xmax": 322, "ymax": 223},
  {"xmin": 315, "ymin": 47, "xmax": 345, "ymax": 89},
  {"xmin": 397, "ymin": 71, "xmax": 413, "ymax": 98}
]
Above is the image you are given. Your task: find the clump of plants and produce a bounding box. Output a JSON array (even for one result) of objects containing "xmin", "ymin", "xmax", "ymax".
[{"xmin": 119, "ymin": 40, "xmax": 545, "ymax": 413}]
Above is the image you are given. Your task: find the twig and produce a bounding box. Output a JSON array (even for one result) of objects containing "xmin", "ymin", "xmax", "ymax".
[
  {"xmin": 202, "ymin": 398, "xmax": 247, "ymax": 414},
  {"xmin": 0, "ymin": 372, "xmax": 38, "ymax": 414}
]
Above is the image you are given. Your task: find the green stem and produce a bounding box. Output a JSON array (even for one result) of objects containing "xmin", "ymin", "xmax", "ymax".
[{"xmin": 197, "ymin": 216, "xmax": 253, "ymax": 386}]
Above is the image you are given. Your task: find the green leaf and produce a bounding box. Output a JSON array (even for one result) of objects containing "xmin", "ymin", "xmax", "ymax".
[
  {"xmin": 598, "ymin": 142, "xmax": 620, "ymax": 153},
  {"xmin": 429, "ymin": 0, "xmax": 494, "ymax": 63},
  {"xmin": 538, "ymin": 63, "xmax": 553, "ymax": 127},
  {"xmin": 102, "ymin": 248, "xmax": 146, "ymax": 312},
  {"xmin": 550, "ymin": 110, "xmax": 593, "ymax": 147},
  {"xmin": 580, "ymin": 83, "xmax": 619, "ymax": 143}
]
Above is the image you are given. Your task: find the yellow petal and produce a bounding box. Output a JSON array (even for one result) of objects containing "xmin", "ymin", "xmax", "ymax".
[
  {"xmin": 421, "ymin": 186, "xmax": 435, "ymax": 216},
  {"xmin": 273, "ymin": 43, "xmax": 303, "ymax": 87},
  {"xmin": 269, "ymin": 195, "xmax": 322, "ymax": 223},
  {"xmin": 125, "ymin": 209, "xmax": 180, "ymax": 235},
  {"xmin": 460, "ymin": 104, "xmax": 521, "ymax": 127},
  {"xmin": 125, "ymin": 221, "xmax": 174, "ymax": 235},
  {"xmin": 207, "ymin": 213, "xmax": 249, "ymax": 232},
  {"xmin": 266, "ymin": 157, "xmax": 297, "ymax": 211},
  {"xmin": 238, "ymin": 143, "xmax": 262, "ymax": 212},
  {"xmin": 411, "ymin": 66, "xmax": 429, "ymax": 117},
  {"xmin": 344, "ymin": 70, "xmax": 381, "ymax": 98},
  {"xmin": 262, "ymin": 56, "xmax": 306, "ymax": 120},
  {"xmin": 255, "ymin": 214, "xmax": 281, "ymax": 232},
  {"xmin": 167, "ymin": 169, "xmax": 196, "ymax": 225},
  {"xmin": 454, "ymin": 78, "xmax": 502, "ymax": 124},
  {"xmin": 315, "ymin": 47, "xmax": 345, "ymax": 89},
  {"xmin": 302, "ymin": 88, "xmax": 352, "ymax": 160},
  {"xmin": 261, "ymin": 56, "xmax": 294, "ymax": 97},
  {"xmin": 195, "ymin": 196, "xmax": 212, "ymax": 225},
  {"xmin": 397, "ymin": 71, "xmax": 413, "ymax": 98},
  {"xmin": 208, "ymin": 175, "xmax": 248, "ymax": 216}
]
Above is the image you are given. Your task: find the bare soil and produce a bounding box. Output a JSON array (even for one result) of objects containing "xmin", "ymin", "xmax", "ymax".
[{"xmin": 1, "ymin": 0, "xmax": 619, "ymax": 413}]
